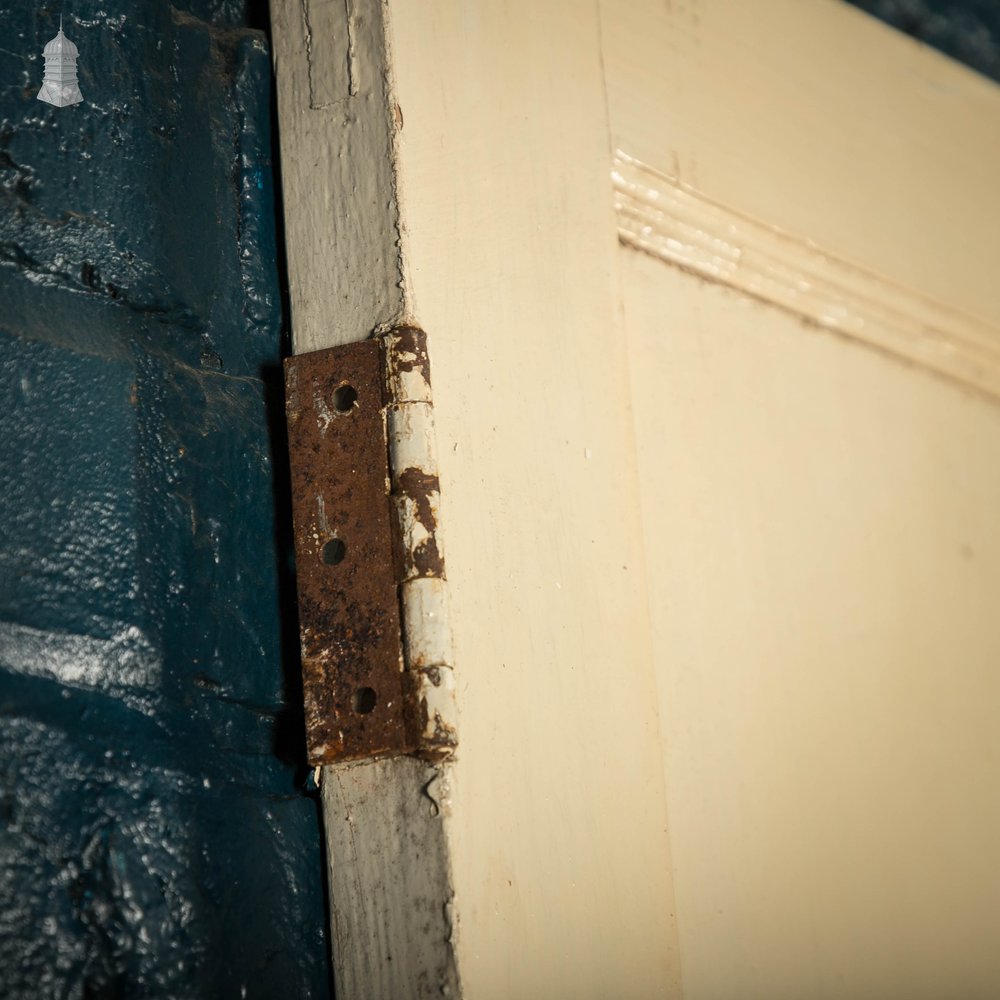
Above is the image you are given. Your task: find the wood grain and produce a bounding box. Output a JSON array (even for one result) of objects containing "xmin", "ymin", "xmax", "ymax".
[{"xmin": 271, "ymin": 0, "xmax": 405, "ymax": 350}]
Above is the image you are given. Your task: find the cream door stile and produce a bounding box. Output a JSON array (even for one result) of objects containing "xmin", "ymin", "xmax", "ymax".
[
  {"xmin": 384, "ymin": 2, "xmax": 681, "ymax": 996},
  {"xmin": 271, "ymin": 0, "xmax": 1000, "ymax": 997}
]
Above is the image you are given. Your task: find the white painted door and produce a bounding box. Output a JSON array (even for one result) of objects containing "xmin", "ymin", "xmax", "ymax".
[{"xmin": 272, "ymin": 1, "xmax": 1000, "ymax": 996}]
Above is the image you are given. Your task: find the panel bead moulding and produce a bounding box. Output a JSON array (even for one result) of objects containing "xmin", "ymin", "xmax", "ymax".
[{"xmin": 613, "ymin": 150, "xmax": 1000, "ymax": 403}]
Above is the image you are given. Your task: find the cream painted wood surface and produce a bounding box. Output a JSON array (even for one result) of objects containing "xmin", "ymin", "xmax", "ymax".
[
  {"xmin": 271, "ymin": 0, "xmax": 1000, "ymax": 996},
  {"xmin": 607, "ymin": 1, "xmax": 1000, "ymax": 997},
  {"xmin": 385, "ymin": 2, "xmax": 681, "ymax": 996},
  {"xmin": 612, "ymin": 151, "xmax": 1000, "ymax": 403},
  {"xmin": 600, "ymin": 0, "xmax": 1000, "ymax": 329},
  {"xmin": 624, "ymin": 251, "xmax": 1000, "ymax": 999}
]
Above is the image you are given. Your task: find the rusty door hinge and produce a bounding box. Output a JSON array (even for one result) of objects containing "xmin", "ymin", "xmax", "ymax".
[{"xmin": 284, "ymin": 329, "xmax": 456, "ymax": 766}]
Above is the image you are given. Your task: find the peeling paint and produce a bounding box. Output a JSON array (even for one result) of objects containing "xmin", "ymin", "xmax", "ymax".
[{"xmin": 381, "ymin": 328, "xmax": 458, "ymax": 761}]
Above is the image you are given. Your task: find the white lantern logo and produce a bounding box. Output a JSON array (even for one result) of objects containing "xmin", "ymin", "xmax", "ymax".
[{"xmin": 37, "ymin": 17, "xmax": 84, "ymax": 108}]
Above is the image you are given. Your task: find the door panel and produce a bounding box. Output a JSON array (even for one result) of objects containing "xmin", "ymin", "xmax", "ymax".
[
  {"xmin": 611, "ymin": 3, "xmax": 1000, "ymax": 994},
  {"xmin": 624, "ymin": 250, "xmax": 1000, "ymax": 998}
]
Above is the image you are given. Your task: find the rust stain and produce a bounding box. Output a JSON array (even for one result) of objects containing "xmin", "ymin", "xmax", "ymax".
[
  {"xmin": 395, "ymin": 464, "xmax": 444, "ymax": 579},
  {"xmin": 403, "ymin": 670, "xmax": 458, "ymax": 764},
  {"xmin": 385, "ymin": 324, "xmax": 430, "ymax": 376},
  {"xmin": 410, "ymin": 537, "xmax": 443, "ymax": 579},
  {"xmin": 420, "ymin": 712, "xmax": 458, "ymax": 761},
  {"xmin": 396, "ymin": 466, "xmax": 440, "ymax": 532}
]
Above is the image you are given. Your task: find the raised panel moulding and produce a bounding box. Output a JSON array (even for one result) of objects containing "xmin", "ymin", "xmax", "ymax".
[{"xmin": 613, "ymin": 150, "xmax": 1000, "ymax": 402}]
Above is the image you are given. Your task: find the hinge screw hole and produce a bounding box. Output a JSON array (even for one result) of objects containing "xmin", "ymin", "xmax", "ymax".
[
  {"xmin": 322, "ymin": 538, "xmax": 347, "ymax": 565},
  {"xmin": 332, "ymin": 384, "xmax": 358, "ymax": 413},
  {"xmin": 353, "ymin": 687, "xmax": 377, "ymax": 714}
]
